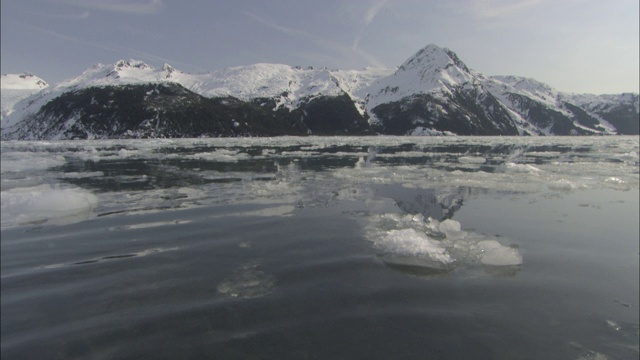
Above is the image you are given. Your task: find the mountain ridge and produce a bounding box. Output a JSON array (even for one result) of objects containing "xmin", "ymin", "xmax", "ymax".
[{"xmin": 2, "ymin": 44, "xmax": 638, "ymax": 139}]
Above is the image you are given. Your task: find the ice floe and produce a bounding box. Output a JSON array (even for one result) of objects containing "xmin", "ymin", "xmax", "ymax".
[
  {"xmin": 365, "ymin": 213, "xmax": 523, "ymax": 272},
  {"xmin": 1, "ymin": 184, "xmax": 97, "ymax": 227}
]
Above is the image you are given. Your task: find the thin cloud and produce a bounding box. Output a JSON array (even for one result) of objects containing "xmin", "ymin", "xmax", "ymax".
[
  {"xmin": 57, "ymin": 0, "xmax": 165, "ymax": 15},
  {"xmin": 352, "ymin": 34, "xmax": 363, "ymax": 51},
  {"xmin": 33, "ymin": 10, "xmax": 91, "ymax": 20},
  {"xmin": 244, "ymin": 12, "xmax": 386, "ymax": 69},
  {"xmin": 243, "ymin": 12, "xmax": 308, "ymax": 38},
  {"xmin": 10, "ymin": 19, "xmax": 205, "ymax": 74},
  {"xmin": 472, "ymin": 0, "xmax": 544, "ymax": 19},
  {"xmin": 363, "ymin": 0, "xmax": 388, "ymax": 25},
  {"xmin": 12, "ymin": 19, "xmax": 123, "ymax": 54},
  {"xmin": 352, "ymin": 0, "xmax": 388, "ymax": 52}
]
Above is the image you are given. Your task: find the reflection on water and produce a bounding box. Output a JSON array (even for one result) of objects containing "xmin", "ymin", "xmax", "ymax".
[{"xmin": 1, "ymin": 136, "xmax": 638, "ymax": 359}]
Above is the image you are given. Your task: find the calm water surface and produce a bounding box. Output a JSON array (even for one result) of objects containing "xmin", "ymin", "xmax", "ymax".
[{"xmin": 1, "ymin": 136, "xmax": 638, "ymax": 359}]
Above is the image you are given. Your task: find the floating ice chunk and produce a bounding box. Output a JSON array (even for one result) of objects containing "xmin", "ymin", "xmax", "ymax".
[
  {"xmin": 117, "ymin": 148, "xmax": 138, "ymax": 157},
  {"xmin": 576, "ymin": 351, "xmax": 610, "ymax": 360},
  {"xmin": 211, "ymin": 205, "xmax": 296, "ymax": 218},
  {"xmin": 605, "ymin": 320, "xmax": 621, "ymax": 331},
  {"xmin": 0, "ymin": 154, "xmax": 66, "ymax": 172},
  {"xmin": 500, "ymin": 162, "xmax": 542, "ymax": 174},
  {"xmin": 365, "ymin": 213, "xmax": 523, "ymax": 273},
  {"xmin": 1, "ymin": 177, "xmax": 45, "ymax": 191},
  {"xmin": 438, "ymin": 219, "xmax": 465, "ymax": 239},
  {"xmin": 61, "ymin": 171, "xmax": 104, "ymax": 179},
  {"xmin": 375, "ymin": 228, "xmax": 454, "ymax": 267},
  {"xmin": 115, "ymin": 220, "xmax": 192, "ymax": 230},
  {"xmin": 1, "ymin": 184, "xmax": 97, "ymax": 227},
  {"xmin": 604, "ymin": 177, "xmax": 625, "ymax": 185},
  {"xmin": 476, "ymin": 240, "xmax": 523, "ymax": 266},
  {"xmin": 547, "ymin": 179, "xmax": 578, "ymax": 191},
  {"xmin": 458, "ymin": 156, "xmax": 486, "ymax": 164},
  {"xmin": 192, "ymin": 149, "xmax": 248, "ymax": 162}
]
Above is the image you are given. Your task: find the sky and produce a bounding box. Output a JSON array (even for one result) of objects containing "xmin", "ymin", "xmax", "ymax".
[{"xmin": 1, "ymin": 0, "xmax": 638, "ymax": 94}]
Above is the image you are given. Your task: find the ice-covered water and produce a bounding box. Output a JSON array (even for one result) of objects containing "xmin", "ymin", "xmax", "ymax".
[{"xmin": 1, "ymin": 136, "xmax": 638, "ymax": 359}]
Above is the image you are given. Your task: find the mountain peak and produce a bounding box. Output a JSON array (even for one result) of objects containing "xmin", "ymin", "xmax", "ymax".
[
  {"xmin": 114, "ymin": 59, "xmax": 152, "ymax": 70},
  {"xmin": 363, "ymin": 44, "xmax": 477, "ymax": 112},
  {"xmin": 398, "ymin": 44, "xmax": 470, "ymax": 74},
  {"xmin": 94, "ymin": 59, "xmax": 157, "ymax": 80},
  {"xmin": 162, "ymin": 63, "xmax": 178, "ymax": 78}
]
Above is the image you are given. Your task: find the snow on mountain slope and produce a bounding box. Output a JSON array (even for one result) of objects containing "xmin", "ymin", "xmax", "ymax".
[
  {"xmin": 360, "ymin": 44, "xmax": 525, "ymax": 135},
  {"xmin": 481, "ymin": 75, "xmax": 565, "ymax": 135},
  {"xmin": 485, "ymin": 75, "xmax": 629, "ymax": 134},
  {"xmin": 50, "ymin": 59, "xmax": 178, "ymax": 90},
  {"xmin": 61, "ymin": 60, "xmax": 391, "ymax": 108},
  {"xmin": 1, "ymin": 73, "xmax": 48, "ymax": 121},
  {"xmin": 363, "ymin": 44, "xmax": 479, "ymax": 111},
  {"xmin": 493, "ymin": 76, "xmax": 638, "ymax": 115},
  {"xmin": 1, "ymin": 73, "xmax": 48, "ymax": 90},
  {"xmin": 2, "ymin": 61, "xmax": 173, "ymax": 129},
  {"xmin": 489, "ymin": 75, "xmax": 560, "ymax": 109},
  {"xmin": 189, "ymin": 64, "xmax": 350, "ymax": 110},
  {"xmin": 195, "ymin": 64, "xmax": 395, "ymax": 112},
  {"xmin": 173, "ymin": 64, "xmax": 392, "ymax": 113},
  {"xmin": 7, "ymin": 59, "xmax": 392, "ymax": 119},
  {"xmin": 564, "ymin": 92, "xmax": 639, "ymax": 114}
]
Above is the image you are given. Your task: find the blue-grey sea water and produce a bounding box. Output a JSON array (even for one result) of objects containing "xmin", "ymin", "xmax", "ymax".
[{"xmin": 1, "ymin": 136, "xmax": 638, "ymax": 359}]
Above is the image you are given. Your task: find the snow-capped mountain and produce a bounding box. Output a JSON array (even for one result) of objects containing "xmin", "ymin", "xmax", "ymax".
[
  {"xmin": 1, "ymin": 73, "xmax": 48, "ymax": 121},
  {"xmin": 362, "ymin": 45, "xmax": 520, "ymax": 135},
  {"xmin": 484, "ymin": 75, "xmax": 637, "ymax": 135},
  {"xmin": 47, "ymin": 59, "xmax": 391, "ymax": 113},
  {"xmin": 364, "ymin": 45, "xmax": 478, "ymax": 109},
  {"xmin": 2, "ymin": 44, "xmax": 637, "ymax": 140}
]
